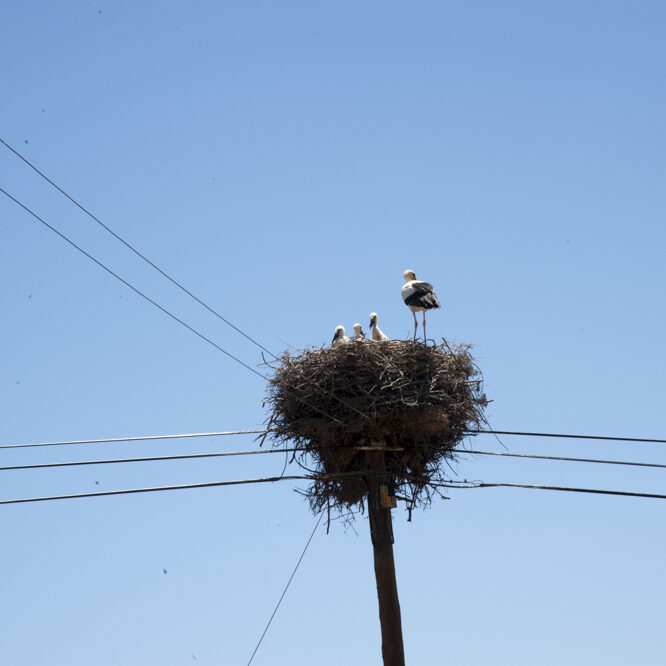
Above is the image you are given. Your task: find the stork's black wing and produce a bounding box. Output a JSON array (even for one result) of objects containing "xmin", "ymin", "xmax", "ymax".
[{"xmin": 403, "ymin": 281, "xmax": 441, "ymax": 309}]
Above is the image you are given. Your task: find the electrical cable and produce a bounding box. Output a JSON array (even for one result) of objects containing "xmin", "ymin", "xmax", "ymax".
[
  {"xmin": 0, "ymin": 137, "xmax": 277, "ymax": 359},
  {"xmin": 433, "ymin": 480, "xmax": 666, "ymax": 500},
  {"xmin": 0, "ymin": 448, "xmax": 288, "ymax": 471},
  {"xmin": 0, "ymin": 475, "xmax": 311, "ymax": 505},
  {"xmin": 5, "ymin": 428, "xmax": 666, "ymax": 451},
  {"xmin": 0, "ymin": 430, "xmax": 265, "ymax": 450},
  {"xmin": 466, "ymin": 430, "xmax": 666, "ymax": 444},
  {"xmin": 246, "ymin": 511, "xmax": 324, "ymax": 666},
  {"xmin": 455, "ymin": 449, "xmax": 666, "ymax": 470},
  {"xmin": 3, "ymin": 447, "xmax": 666, "ymax": 473},
  {"xmin": 0, "ymin": 187, "xmax": 266, "ymax": 379},
  {"xmin": 0, "ymin": 470, "xmax": 367, "ymax": 505},
  {"xmin": 3, "ymin": 465, "xmax": 666, "ymax": 503}
]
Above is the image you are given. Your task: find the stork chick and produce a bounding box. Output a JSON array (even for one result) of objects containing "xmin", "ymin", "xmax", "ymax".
[
  {"xmin": 352, "ymin": 323, "xmax": 366, "ymax": 340},
  {"xmin": 369, "ymin": 312, "xmax": 390, "ymax": 341},
  {"xmin": 331, "ymin": 325, "xmax": 350, "ymax": 346}
]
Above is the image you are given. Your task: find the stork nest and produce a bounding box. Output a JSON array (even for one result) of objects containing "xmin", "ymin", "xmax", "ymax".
[{"xmin": 264, "ymin": 339, "xmax": 488, "ymax": 519}]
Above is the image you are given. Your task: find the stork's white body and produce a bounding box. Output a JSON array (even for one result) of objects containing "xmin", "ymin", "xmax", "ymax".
[{"xmin": 402, "ymin": 280, "xmax": 440, "ymax": 312}]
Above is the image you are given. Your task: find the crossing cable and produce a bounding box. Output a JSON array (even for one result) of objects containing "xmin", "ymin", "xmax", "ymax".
[
  {"xmin": 0, "ymin": 188, "xmax": 350, "ymax": 425},
  {"xmin": 0, "ymin": 430, "xmax": 266, "ymax": 450},
  {"xmin": 0, "ymin": 470, "xmax": 366, "ymax": 505},
  {"xmin": 455, "ymin": 449, "xmax": 666, "ymax": 470},
  {"xmin": 0, "ymin": 475, "xmax": 312, "ymax": 505},
  {"xmin": 0, "ymin": 448, "xmax": 287, "ymax": 471},
  {"xmin": 0, "ymin": 187, "xmax": 265, "ymax": 379},
  {"xmin": 246, "ymin": 511, "xmax": 324, "ymax": 666},
  {"xmin": 0, "ymin": 137, "xmax": 276, "ymax": 358},
  {"xmin": 4, "ymin": 473, "xmax": 666, "ymax": 505},
  {"xmin": 3, "ymin": 447, "xmax": 666, "ymax": 473},
  {"xmin": 4, "ymin": 428, "xmax": 666, "ymax": 451},
  {"xmin": 433, "ymin": 480, "xmax": 666, "ymax": 500},
  {"xmin": 465, "ymin": 430, "xmax": 666, "ymax": 444}
]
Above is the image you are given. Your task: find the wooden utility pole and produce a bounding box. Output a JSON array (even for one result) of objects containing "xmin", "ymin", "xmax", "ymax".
[{"xmin": 366, "ymin": 441, "xmax": 405, "ymax": 666}]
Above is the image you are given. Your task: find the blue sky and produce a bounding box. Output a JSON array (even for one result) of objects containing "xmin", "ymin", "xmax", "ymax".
[{"xmin": 1, "ymin": 2, "xmax": 665, "ymax": 664}]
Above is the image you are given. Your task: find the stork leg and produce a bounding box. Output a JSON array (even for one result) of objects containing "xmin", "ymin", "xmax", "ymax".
[
  {"xmin": 423, "ymin": 311, "xmax": 427, "ymax": 344},
  {"xmin": 412, "ymin": 311, "xmax": 418, "ymax": 341}
]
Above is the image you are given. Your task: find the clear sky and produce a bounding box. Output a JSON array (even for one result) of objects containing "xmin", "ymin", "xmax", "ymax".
[{"xmin": 1, "ymin": 2, "xmax": 665, "ymax": 664}]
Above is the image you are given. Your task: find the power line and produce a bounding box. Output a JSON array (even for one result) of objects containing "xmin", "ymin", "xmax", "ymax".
[
  {"xmin": 0, "ymin": 475, "xmax": 311, "ymax": 505},
  {"xmin": 467, "ymin": 430, "xmax": 666, "ymax": 445},
  {"xmin": 0, "ymin": 187, "xmax": 267, "ymax": 380},
  {"xmin": 456, "ymin": 449, "xmax": 666, "ymax": 470},
  {"xmin": 436, "ymin": 480, "xmax": 666, "ymax": 500},
  {"xmin": 4, "ymin": 447, "xmax": 666, "ymax": 474},
  {"xmin": 0, "ymin": 448, "xmax": 289, "ymax": 472},
  {"xmin": 5, "ymin": 427, "xmax": 666, "ymax": 451},
  {"xmin": 0, "ymin": 470, "xmax": 367, "ymax": 505},
  {"xmin": 0, "ymin": 430, "xmax": 265, "ymax": 450},
  {"xmin": 481, "ymin": 482, "xmax": 666, "ymax": 500},
  {"xmin": 3, "ymin": 469, "xmax": 666, "ymax": 504},
  {"xmin": 0, "ymin": 137, "xmax": 278, "ymax": 359},
  {"xmin": 246, "ymin": 511, "xmax": 324, "ymax": 666}
]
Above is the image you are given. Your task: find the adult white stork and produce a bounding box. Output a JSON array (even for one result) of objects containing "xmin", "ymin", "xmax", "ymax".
[
  {"xmin": 401, "ymin": 269, "xmax": 441, "ymax": 341},
  {"xmin": 353, "ymin": 323, "xmax": 366, "ymax": 340},
  {"xmin": 331, "ymin": 325, "xmax": 350, "ymax": 346},
  {"xmin": 369, "ymin": 312, "xmax": 390, "ymax": 341}
]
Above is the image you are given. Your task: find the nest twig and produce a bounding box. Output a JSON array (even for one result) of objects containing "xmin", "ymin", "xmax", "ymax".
[{"xmin": 264, "ymin": 339, "xmax": 487, "ymax": 519}]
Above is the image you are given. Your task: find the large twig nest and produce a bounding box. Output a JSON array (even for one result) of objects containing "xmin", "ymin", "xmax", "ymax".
[{"xmin": 264, "ymin": 339, "xmax": 487, "ymax": 517}]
